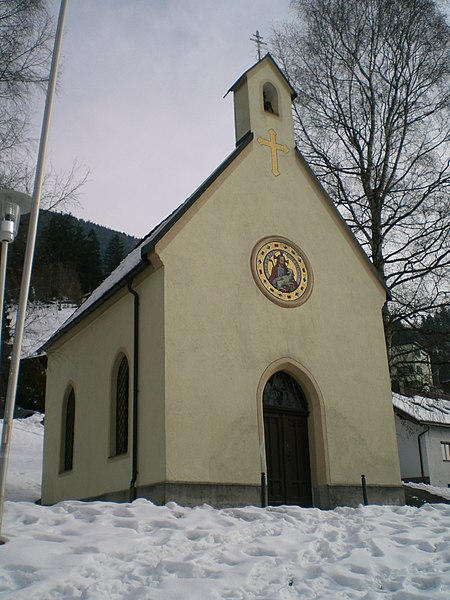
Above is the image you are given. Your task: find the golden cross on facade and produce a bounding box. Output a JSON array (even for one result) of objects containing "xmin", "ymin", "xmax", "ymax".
[{"xmin": 257, "ymin": 129, "xmax": 289, "ymax": 177}]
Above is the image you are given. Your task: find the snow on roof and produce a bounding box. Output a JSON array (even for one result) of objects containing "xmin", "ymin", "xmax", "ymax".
[
  {"xmin": 42, "ymin": 94, "xmax": 388, "ymax": 351},
  {"xmin": 43, "ymin": 203, "xmax": 184, "ymax": 347},
  {"xmin": 393, "ymin": 392, "xmax": 450, "ymax": 426},
  {"xmin": 42, "ymin": 136, "xmax": 254, "ymax": 351},
  {"xmin": 58, "ymin": 242, "xmax": 145, "ymax": 333}
]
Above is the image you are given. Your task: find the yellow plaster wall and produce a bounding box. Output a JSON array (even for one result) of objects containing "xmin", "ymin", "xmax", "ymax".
[
  {"xmin": 135, "ymin": 265, "xmax": 166, "ymax": 485},
  {"xmin": 41, "ymin": 266, "xmax": 166, "ymax": 504},
  {"xmin": 156, "ymin": 134, "xmax": 400, "ymax": 490},
  {"xmin": 42, "ymin": 57, "xmax": 400, "ymax": 505},
  {"xmin": 233, "ymin": 60, "xmax": 296, "ymax": 148}
]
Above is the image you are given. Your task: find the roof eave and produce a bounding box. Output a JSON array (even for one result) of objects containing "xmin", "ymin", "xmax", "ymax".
[
  {"xmin": 393, "ymin": 405, "xmax": 450, "ymax": 428},
  {"xmin": 40, "ymin": 258, "xmax": 149, "ymax": 353},
  {"xmin": 295, "ymin": 148, "xmax": 391, "ymax": 300},
  {"xmin": 141, "ymin": 131, "xmax": 254, "ymax": 258},
  {"xmin": 225, "ymin": 53, "xmax": 297, "ymax": 101},
  {"xmin": 42, "ymin": 131, "xmax": 254, "ymax": 353}
]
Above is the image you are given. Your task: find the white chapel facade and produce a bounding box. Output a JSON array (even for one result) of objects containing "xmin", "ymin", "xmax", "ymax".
[{"xmin": 41, "ymin": 56, "xmax": 403, "ymax": 509}]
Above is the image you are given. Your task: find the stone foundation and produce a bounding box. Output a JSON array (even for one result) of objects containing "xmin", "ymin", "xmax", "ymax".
[
  {"xmin": 314, "ymin": 484, "xmax": 405, "ymax": 509},
  {"xmin": 87, "ymin": 481, "xmax": 404, "ymax": 509}
]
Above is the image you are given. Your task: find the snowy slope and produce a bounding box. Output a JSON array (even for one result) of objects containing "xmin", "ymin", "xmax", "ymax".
[
  {"xmin": 4, "ymin": 414, "xmax": 43, "ymax": 502},
  {"xmin": 8, "ymin": 302, "xmax": 77, "ymax": 358},
  {"xmin": 1, "ymin": 417, "xmax": 450, "ymax": 598}
]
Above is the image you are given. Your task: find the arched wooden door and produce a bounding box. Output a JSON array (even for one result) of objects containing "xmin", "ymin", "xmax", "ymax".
[{"xmin": 263, "ymin": 371, "xmax": 312, "ymax": 506}]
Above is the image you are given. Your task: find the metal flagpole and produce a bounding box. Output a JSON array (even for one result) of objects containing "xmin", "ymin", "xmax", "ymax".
[
  {"xmin": 0, "ymin": 0, "xmax": 69, "ymax": 542},
  {"xmin": 0, "ymin": 241, "xmax": 8, "ymax": 355}
]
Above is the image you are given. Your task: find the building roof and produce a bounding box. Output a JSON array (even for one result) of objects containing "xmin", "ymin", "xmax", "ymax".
[
  {"xmin": 42, "ymin": 55, "xmax": 389, "ymax": 352},
  {"xmin": 225, "ymin": 53, "xmax": 298, "ymax": 100},
  {"xmin": 393, "ymin": 392, "xmax": 450, "ymax": 427},
  {"xmin": 41, "ymin": 133, "xmax": 254, "ymax": 351},
  {"xmin": 294, "ymin": 150, "xmax": 390, "ymax": 299}
]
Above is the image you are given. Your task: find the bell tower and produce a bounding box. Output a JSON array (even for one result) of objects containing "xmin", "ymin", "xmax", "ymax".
[{"xmin": 227, "ymin": 54, "xmax": 297, "ymax": 150}]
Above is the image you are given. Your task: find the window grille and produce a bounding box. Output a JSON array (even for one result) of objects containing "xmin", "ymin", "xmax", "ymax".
[
  {"xmin": 63, "ymin": 389, "xmax": 75, "ymax": 471},
  {"xmin": 263, "ymin": 371, "xmax": 308, "ymax": 412},
  {"xmin": 115, "ymin": 356, "xmax": 129, "ymax": 455}
]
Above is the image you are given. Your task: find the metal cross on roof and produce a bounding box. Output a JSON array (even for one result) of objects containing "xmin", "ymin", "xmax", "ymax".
[{"xmin": 250, "ymin": 30, "xmax": 267, "ymax": 61}]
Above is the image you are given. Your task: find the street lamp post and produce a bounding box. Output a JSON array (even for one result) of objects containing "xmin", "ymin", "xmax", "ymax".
[
  {"xmin": 0, "ymin": 191, "xmax": 33, "ymax": 361},
  {"xmin": 0, "ymin": 0, "xmax": 68, "ymax": 543}
]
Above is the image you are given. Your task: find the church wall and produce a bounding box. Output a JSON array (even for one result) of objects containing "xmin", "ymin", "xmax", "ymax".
[
  {"xmin": 154, "ymin": 135, "xmax": 401, "ymax": 503},
  {"xmin": 42, "ymin": 291, "xmax": 135, "ymax": 504},
  {"xmin": 134, "ymin": 264, "xmax": 167, "ymax": 488},
  {"xmin": 233, "ymin": 82, "xmax": 250, "ymax": 143},
  {"xmin": 42, "ymin": 56, "xmax": 402, "ymax": 508}
]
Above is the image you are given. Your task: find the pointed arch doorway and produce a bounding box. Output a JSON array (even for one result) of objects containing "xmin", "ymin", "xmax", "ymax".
[{"xmin": 263, "ymin": 371, "xmax": 313, "ymax": 506}]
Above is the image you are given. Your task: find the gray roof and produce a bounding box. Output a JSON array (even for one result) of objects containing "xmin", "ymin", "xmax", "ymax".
[
  {"xmin": 41, "ymin": 133, "xmax": 254, "ymax": 351},
  {"xmin": 393, "ymin": 392, "xmax": 450, "ymax": 426},
  {"xmin": 42, "ymin": 55, "xmax": 390, "ymax": 352},
  {"xmin": 226, "ymin": 53, "xmax": 297, "ymax": 100}
]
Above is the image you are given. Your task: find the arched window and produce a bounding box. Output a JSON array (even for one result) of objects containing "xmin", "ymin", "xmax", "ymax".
[
  {"xmin": 113, "ymin": 355, "xmax": 129, "ymax": 456},
  {"xmin": 263, "ymin": 371, "xmax": 308, "ymax": 412},
  {"xmin": 263, "ymin": 82, "xmax": 279, "ymax": 115},
  {"xmin": 61, "ymin": 387, "xmax": 75, "ymax": 472}
]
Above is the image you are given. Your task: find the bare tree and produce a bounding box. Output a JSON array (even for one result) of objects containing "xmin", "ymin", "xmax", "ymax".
[
  {"xmin": 6, "ymin": 159, "xmax": 90, "ymax": 212},
  {"xmin": 0, "ymin": 2, "xmax": 88, "ymax": 398},
  {"xmin": 0, "ymin": 0, "xmax": 53, "ymax": 170},
  {"xmin": 0, "ymin": 1, "xmax": 88, "ymax": 211},
  {"xmin": 271, "ymin": 0, "xmax": 450, "ymax": 351}
]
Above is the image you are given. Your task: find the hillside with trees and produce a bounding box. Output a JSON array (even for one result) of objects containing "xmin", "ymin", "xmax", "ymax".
[
  {"xmin": 0, "ymin": 211, "xmax": 138, "ymax": 415},
  {"xmin": 6, "ymin": 210, "xmax": 138, "ymax": 304},
  {"xmin": 0, "ymin": 1, "xmax": 139, "ymax": 415}
]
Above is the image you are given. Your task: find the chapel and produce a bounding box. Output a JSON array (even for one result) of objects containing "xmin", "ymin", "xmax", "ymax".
[{"xmin": 41, "ymin": 55, "xmax": 403, "ymax": 509}]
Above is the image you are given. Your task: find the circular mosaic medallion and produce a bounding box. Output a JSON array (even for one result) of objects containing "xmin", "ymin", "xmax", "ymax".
[{"xmin": 251, "ymin": 237, "xmax": 313, "ymax": 307}]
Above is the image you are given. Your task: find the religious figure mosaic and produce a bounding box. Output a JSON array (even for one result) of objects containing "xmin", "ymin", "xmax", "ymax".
[{"xmin": 251, "ymin": 237, "xmax": 312, "ymax": 307}]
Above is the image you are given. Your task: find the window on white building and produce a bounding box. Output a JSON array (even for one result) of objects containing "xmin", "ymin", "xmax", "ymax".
[{"xmin": 441, "ymin": 442, "xmax": 450, "ymax": 462}]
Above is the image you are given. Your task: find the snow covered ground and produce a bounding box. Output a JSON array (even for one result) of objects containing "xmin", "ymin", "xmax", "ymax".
[
  {"xmin": 1, "ymin": 417, "xmax": 450, "ymax": 599},
  {"xmin": 4, "ymin": 414, "xmax": 43, "ymax": 502}
]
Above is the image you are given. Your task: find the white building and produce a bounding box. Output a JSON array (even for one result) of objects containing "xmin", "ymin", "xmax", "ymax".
[
  {"xmin": 390, "ymin": 343, "xmax": 434, "ymax": 391},
  {"xmin": 393, "ymin": 392, "xmax": 450, "ymax": 488}
]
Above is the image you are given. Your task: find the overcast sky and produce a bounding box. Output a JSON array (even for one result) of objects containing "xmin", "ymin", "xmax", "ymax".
[{"xmin": 39, "ymin": 0, "xmax": 293, "ymax": 238}]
